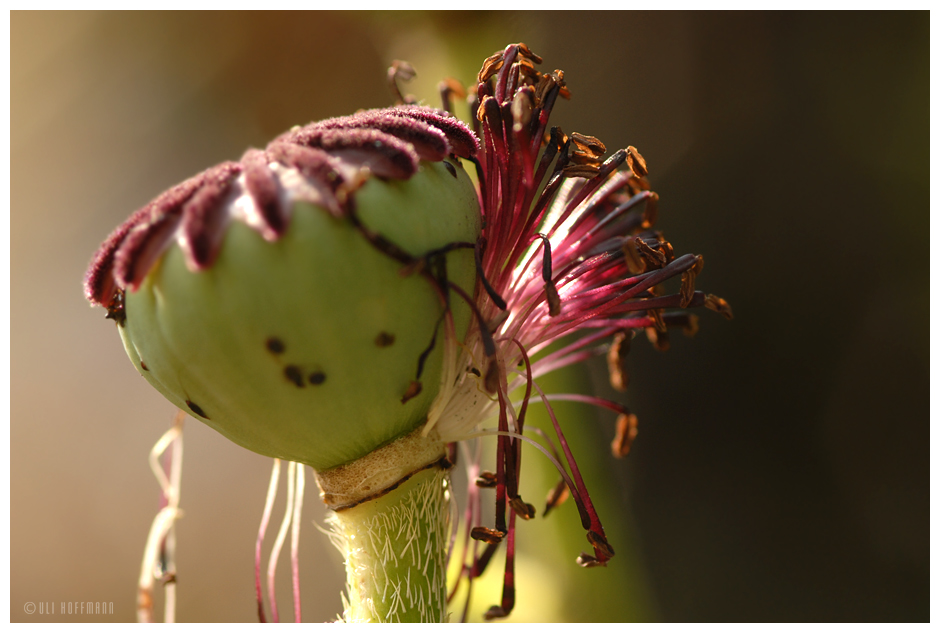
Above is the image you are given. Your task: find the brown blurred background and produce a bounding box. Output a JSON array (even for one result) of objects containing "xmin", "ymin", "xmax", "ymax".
[{"xmin": 11, "ymin": 11, "xmax": 928, "ymax": 622}]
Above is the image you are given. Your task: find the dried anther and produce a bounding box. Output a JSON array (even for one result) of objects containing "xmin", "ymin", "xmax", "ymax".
[
  {"xmin": 626, "ymin": 145, "xmax": 648, "ymax": 178},
  {"xmin": 607, "ymin": 331, "xmax": 632, "ymax": 392},
  {"xmin": 680, "ymin": 255, "xmax": 705, "ymax": 308},
  {"xmin": 475, "ymin": 471, "xmax": 498, "ymax": 488},
  {"xmin": 636, "ymin": 237, "xmax": 667, "ymax": 269},
  {"xmin": 611, "ymin": 412, "xmax": 639, "ymax": 458},
  {"xmin": 586, "ymin": 530, "xmax": 615, "ymax": 558},
  {"xmin": 509, "ymin": 496, "xmax": 537, "ymax": 520},
  {"xmin": 543, "ymin": 479, "xmax": 570, "ymax": 518},
  {"xmin": 470, "ymin": 527, "xmax": 506, "ymax": 545},
  {"xmin": 576, "ymin": 554, "xmax": 606, "ymax": 568},
  {"xmin": 484, "ymin": 606, "xmax": 508, "ymax": 621},
  {"xmin": 704, "ymin": 293, "xmax": 734, "ymax": 319},
  {"xmin": 388, "ymin": 60, "xmax": 417, "ymax": 105}
]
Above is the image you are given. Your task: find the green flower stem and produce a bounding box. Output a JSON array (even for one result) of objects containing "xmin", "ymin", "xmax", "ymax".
[{"xmin": 317, "ymin": 431, "xmax": 451, "ymax": 623}]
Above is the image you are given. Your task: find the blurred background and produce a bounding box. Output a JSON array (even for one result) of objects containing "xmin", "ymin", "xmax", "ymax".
[{"xmin": 11, "ymin": 11, "xmax": 928, "ymax": 622}]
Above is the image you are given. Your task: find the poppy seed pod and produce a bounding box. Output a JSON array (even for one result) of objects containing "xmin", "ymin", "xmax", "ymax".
[{"xmin": 85, "ymin": 107, "xmax": 481, "ymax": 471}]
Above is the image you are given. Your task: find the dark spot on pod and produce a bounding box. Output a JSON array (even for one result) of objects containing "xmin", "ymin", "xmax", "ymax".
[
  {"xmin": 186, "ymin": 400, "xmax": 209, "ymax": 419},
  {"xmin": 443, "ymin": 160, "xmax": 457, "ymax": 178},
  {"xmin": 284, "ymin": 365, "xmax": 305, "ymax": 387},
  {"xmin": 308, "ymin": 371, "xmax": 326, "ymax": 386},
  {"xmin": 140, "ymin": 361, "xmax": 149, "ymax": 371},
  {"xmin": 266, "ymin": 337, "xmax": 285, "ymax": 354},
  {"xmin": 375, "ymin": 331, "xmax": 395, "ymax": 347}
]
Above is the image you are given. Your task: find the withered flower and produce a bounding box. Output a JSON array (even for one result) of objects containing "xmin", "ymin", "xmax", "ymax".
[{"xmin": 85, "ymin": 42, "xmax": 730, "ymax": 623}]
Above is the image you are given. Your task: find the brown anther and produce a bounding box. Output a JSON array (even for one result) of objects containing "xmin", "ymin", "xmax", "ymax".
[
  {"xmin": 478, "ymin": 52, "xmax": 505, "ymax": 84},
  {"xmin": 543, "ymin": 479, "xmax": 570, "ymax": 517},
  {"xmin": 570, "ymin": 132, "xmax": 607, "ymax": 156},
  {"xmin": 516, "ymin": 42, "xmax": 543, "ymax": 65},
  {"xmin": 649, "ymin": 307, "xmax": 669, "ymax": 333},
  {"xmin": 625, "ymin": 175, "xmax": 651, "ymax": 195},
  {"xmin": 534, "ymin": 73, "xmax": 556, "ymax": 105},
  {"xmin": 642, "ymin": 191, "xmax": 660, "ymax": 228},
  {"xmin": 606, "ymin": 331, "xmax": 632, "ymax": 392},
  {"xmin": 680, "ymin": 255, "xmax": 705, "ymax": 308},
  {"xmin": 400, "ymin": 380, "xmax": 423, "ymax": 404},
  {"xmin": 510, "ymin": 496, "xmax": 537, "ymax": 520},
  {"xmin": 484, "ymin": 606, "xmax": 508, "ymax": 620},
  {"xmin": 562, "ymin": 164, "xmax": 602, "ymax": 179},
  {"xmin": 704, "ymin": 294, "xmax": 734, "ymax": 320},
  {"xmin": 661, "ymin": 239, "xmax": 675, "ymax": 263},
  {"xmin": 586, "ymin": 530, "xmax": 616, "ymax": 558},
  {"xmin": 622, "ymin": 238, "xmax": 646, "ymax": 275},
  {"xmin": 576, "ymin": 553, "xmax": 605, "ymax": 568},
  {"xmin": 513, "ymin": 58, "xmax": 540, "ymax": 85},
  {"xmin": 387, "ymin": 60, "xmax": 417, "ymax": 105},
  {"xmin": 470, "ymin": 526, "xmax": 506, "ymax": 545},
  {"xmin": 683, "ymin": 313, "xmax": 701, "ymax": 337},
  {"xmin": 611, "ymin": 412, "xmax": 639, "ymax": 458},
  {"xmin": 439, "ymin": 77, "xmax": 466, "ymax": 113},
  {"xmin": 645, "ymin": 326, "xmax": 670, "ymax": 352},
  {"xmin": 475, "ymin": 471, "xmax": 498, "ymax": 488},
  {"xmin": 636, "ymin": 238, "xmax": 667, "ymax": 269},
  {"xmin": 545, "ymin": 282, "xmax": 561, "ymax": 317},
  {"xmin": 551, "ymin": 69, "xmax": 570, "ymax": 99},
  {"xmin": 483, "ymin": 358, "xmax": 500, "ymax": 394},
  {"xmin": 626, "ymin": 146, "xmax": 648, "ymax": 178},
  {"xmin": 477, "ymin": 95, "xmax": 499, "ymax": 124}
]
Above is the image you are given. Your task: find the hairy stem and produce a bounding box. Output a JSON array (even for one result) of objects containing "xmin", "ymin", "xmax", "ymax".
[
  {"xmin": 326, "ymin": 467, "xmax": 451, "ymax": 622},
  {"xmin": 316, "ymin": 429, "xmax": 452, "ymax": 622}
]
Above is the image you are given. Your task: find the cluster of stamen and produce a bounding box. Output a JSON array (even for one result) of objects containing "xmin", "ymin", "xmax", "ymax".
[{"xmin": 430, "ymin": 43, "xmax": 732, "ymax": 620}]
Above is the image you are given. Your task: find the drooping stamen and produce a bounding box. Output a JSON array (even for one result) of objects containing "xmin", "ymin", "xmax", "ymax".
[
  {"xmin": 290, "ymin": 465, "xmax": 305, "ymax": 624},
  {"xmin": 266, "ymin": 461, "xmax": 297, "ymax": 623},
  {"xmin": 138, "ymin": 412, "xmax": 184, "ymax": 624},
  {"xmin": 529, "ymin": 380, "xmax": 613, "ymax": 564},
  {"xmin": 255, "ymin": 459, "xmax": 282, "ymax": 623}
]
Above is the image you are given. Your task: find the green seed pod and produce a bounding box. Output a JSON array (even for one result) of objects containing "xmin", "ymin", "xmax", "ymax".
[{"xmin": 86, "ymin": 107, "xmax": 481, "ymax": 471}]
